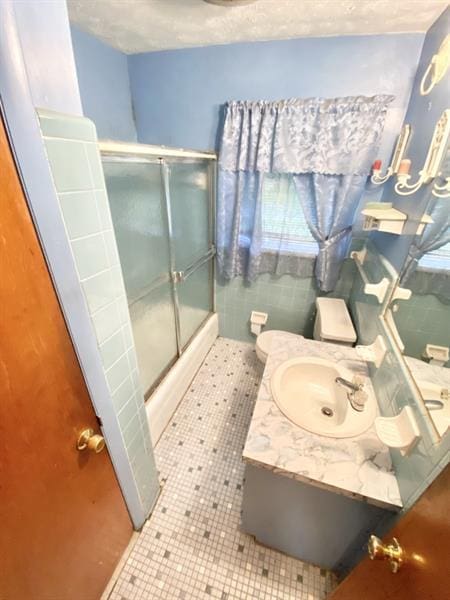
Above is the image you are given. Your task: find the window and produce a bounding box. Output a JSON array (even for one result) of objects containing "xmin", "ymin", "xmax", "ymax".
[
  {"xmin": 261, "ymin": 174, "xmax": 318, "ymax": 255},
  {"xmin": 419, "ymin": 240, "xmax": 450, "ymax": 270}
]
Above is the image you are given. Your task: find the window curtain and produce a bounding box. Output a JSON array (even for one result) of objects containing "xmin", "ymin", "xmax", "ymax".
[
  {"xmin": 400, "ymin": 196, "xmax": 450, "ymax": 284},
  {"xmin": 217, "ymin": 96, "xmax": 394, "ymax": 291}
]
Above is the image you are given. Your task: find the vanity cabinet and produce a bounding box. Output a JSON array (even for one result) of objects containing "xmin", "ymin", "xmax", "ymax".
[
  {"xmin": 242, "ymin": 463, "xmax": 388, "ymax": 572},
  {"xmin": 241, "ymin": 333, "xmax": 402, "ymax": 573}
]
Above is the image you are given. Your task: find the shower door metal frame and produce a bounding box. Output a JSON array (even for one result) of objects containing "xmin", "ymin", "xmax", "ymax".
[
  {"xmin": 99, "ymin": 141, "xmax": 217, "ymax": 392},
  {"xmin": 99, "ymin": 140, "xmax": 215, "ymax": 161},
  {"xmin": 160, "ymin": 157, "xmax": 216, "ymax": 356},
  {"xmin": 160, "ymin": 159, "xmax": 183, "ymax": 357}
]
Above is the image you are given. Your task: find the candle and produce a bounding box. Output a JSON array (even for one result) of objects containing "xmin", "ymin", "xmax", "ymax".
[
  {"xmin": 398, "ymin": 159, "xmax": 411, "ymax": 175},
  {"xmin": 372, "ymin": 159, "xmax": 382, "ymax": 171}
]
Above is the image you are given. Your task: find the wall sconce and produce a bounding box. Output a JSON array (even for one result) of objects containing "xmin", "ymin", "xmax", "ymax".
[
  {"xmin": 395, "ymin": 109, "xmax": 450, "ymax": 196},
  {"xmin": 432, "ymin": 177, "xmax": 450, "ymax": 198},
  {"xmin": 371, "ymin": 125, "xmax": 411, "ymax": 185},
  {"xmin": 420, "ymin": 34, "xmax": 450, "ymax": 96}
]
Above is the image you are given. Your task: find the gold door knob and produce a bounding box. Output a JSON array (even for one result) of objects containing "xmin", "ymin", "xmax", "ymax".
[
  {"xmin": 368, "ymin": 535, "xmax": 404, "ymax": 573},
  {"xmin": 77, "ymin": 428, "xmax": 106, "ymax": 453}
]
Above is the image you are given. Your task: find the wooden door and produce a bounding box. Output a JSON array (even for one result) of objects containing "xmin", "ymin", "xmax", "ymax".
[
  {"xmin": 0, "ymin": 117, "xmax": 132, "ymax": 599},
  {"xmin": 329, "ymin": 464, "xmax": 450, "ymax": 599}
]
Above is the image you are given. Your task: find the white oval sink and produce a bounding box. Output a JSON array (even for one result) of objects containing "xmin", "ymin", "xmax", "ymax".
[{"xmin": 271, "ymin": 357, "xmax": 376, "ymax": 438}]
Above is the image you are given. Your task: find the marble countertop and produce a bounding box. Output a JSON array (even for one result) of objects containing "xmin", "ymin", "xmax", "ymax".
[
  {"xmin": 243, "ymin": 332, "xmax": 402, "ymax": 510},
  {"xmin": 405, "ymin": 356, "xmax": 450, "ymax": 437},
  {"xmin": 405, "ymin": 356, "xmax": 450, "ymax": 389}
]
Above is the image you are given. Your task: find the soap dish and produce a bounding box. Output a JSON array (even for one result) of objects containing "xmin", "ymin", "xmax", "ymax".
[{"xmin": 375, "ymin": 406, "xmax": 421, "ymax": 456}]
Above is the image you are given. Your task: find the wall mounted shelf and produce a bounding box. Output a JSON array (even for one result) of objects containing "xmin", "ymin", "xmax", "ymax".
[
  {"xmin": 361, "ymin": 207, "xmax": 433, "ymax": 236},
  {"xmin": 375, "ymin": 406, "xmax": 421, "ymax": 456}
]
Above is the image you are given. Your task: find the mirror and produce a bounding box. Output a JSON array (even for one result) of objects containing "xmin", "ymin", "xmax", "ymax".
[{"xmin": 386, "ymin": 142, "xmax": 450, "ymax": 440}]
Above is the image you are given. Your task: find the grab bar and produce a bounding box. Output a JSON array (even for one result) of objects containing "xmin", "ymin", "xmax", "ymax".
[{"xmin": 350, "ymin": 251, "xmax": 390, "ymax": 304}]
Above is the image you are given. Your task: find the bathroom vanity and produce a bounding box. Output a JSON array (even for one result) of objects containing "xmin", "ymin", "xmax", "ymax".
[{"xmin": 241, "ymin": 332, "xmax": 402, "ymax": 572}]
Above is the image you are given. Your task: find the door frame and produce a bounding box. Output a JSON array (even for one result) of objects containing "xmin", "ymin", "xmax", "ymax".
[{"xmin": 0, "ymin": 2, "xmax": 146, "ymax": 528}]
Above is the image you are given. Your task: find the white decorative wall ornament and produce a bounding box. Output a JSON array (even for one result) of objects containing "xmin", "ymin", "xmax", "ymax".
[
  {"xmin": 391, "ymin": 286, "xmax": 412, "ymax": 302},
  {"xmin": 420, "ymin": 34, "xmax": 450, "ymax": 96},
  {"xmin": 432, "ymin": 176, "xmax": 450, "ymax": 198},
  {"xmin": 394, "ymin": 109, "xmax": 450, "ymax": 196},
  {"xmin": 371, "ymin": 124, "xmax": 411, "ymax": 185}
]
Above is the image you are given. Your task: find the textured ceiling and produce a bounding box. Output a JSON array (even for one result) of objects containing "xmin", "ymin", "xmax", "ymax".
[{"xmin": 68, "ymin": 0, "xmax": 448, "ymax": 54}]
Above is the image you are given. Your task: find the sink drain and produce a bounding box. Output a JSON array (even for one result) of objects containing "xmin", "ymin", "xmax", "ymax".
[{"xmin": 321, "ymin": 407, "xmax": 334, "ymax": 417}]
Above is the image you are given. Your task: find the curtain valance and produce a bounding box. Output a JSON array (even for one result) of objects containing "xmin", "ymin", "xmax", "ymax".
[{"xmin": 219, "ymin": 95, "xmax": 394, "ymax": 176}]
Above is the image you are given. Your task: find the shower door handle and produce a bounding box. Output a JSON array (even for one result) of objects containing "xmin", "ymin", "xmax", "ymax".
[
  {"xmin": 172, "ymin": 248, "xmax": 215, "ymax": 285},
  {"xmin": 172, "ymin": 271, "xmax": 185, "ymax": 283}
]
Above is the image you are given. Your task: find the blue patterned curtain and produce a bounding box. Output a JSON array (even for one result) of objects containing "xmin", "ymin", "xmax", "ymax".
[
  {"xmin": 217, "ymin": 96, "xmax": 393, "ymax": 291},
  {"xmin": 292, "ymin": 173, "xmax": 368, "ymax": 290}
]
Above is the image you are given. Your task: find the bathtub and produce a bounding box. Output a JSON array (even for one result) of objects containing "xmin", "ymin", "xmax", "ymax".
[{"xmin": 145, "ymin": 313, "xmax": 219, "ymax": 443}]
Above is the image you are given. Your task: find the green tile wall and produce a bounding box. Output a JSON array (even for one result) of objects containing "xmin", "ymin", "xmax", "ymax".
[
  {"xmin": 217, "ymin": 259, "xmax": 356, "ymax": 342},
  {"xmin": 393, "ymin": 292, "xmax": 450, "ymax": 366},
  {"xmin": 37, "ymin": 108, "xmax": 159, "ymax": 515}
]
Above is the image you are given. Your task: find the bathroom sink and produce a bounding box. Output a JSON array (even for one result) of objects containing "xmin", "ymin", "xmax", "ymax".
[{"xmin": 270, "ymin": 357, "xmax": 376, "ymax": 438}]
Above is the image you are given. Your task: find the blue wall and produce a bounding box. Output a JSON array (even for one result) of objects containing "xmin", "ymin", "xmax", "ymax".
[
  {"xmin": 127, "ymin": 32, "xmax": 424, "ymax": 341},
  {"xmin": 129, "ymin": 34, "xmax": 424, "ymax": 157},
  {"xmin": 375, "ymin": 7, "xmax": 450, "ymax": 271},
  {"xmin": 71, "ymin": 25, "xmax": 137, "ymax": 141},
  {"xmin": 11, "ymin": 0, "xmax": 82, "ymax": 115}
]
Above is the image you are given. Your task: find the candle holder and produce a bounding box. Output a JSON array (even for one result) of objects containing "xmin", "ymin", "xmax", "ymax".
[
  {"xmin": 420, "ymin": 34, "xmax": 450, "ymax": 96},
  {"xmin": 371, "ymin": 124, "xmax": 411, "ymax": 185},
  {"xmin": 395, "ymin": 110, "xmax": 450, "ymax": 197}
]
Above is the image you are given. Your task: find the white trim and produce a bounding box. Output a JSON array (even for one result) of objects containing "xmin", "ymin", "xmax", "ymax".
[{"xmin": 99, "ymin": 139, "xmax": 217, "ymax": 161}]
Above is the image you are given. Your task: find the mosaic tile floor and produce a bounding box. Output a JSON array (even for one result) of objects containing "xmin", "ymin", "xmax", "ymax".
[{"xmin": 109, "ymin": 338, "xmax": 337, "ymax": 600}]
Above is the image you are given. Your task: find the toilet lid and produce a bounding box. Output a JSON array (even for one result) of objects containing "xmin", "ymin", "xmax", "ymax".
[
  {"xmin": 315, "ymin": 297, "xmax": 357, "ymax": 343},
  {"xmin": 257, "ymin": 330, "xmax": 298, "ymax": 356}
]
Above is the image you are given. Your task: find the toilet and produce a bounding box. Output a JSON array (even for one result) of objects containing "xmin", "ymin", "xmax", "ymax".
[
  {"xmin": 255, "ymin": 298, "xmax": 356, "ymax": 364},
  {"xmin": 313, "ymin": 297, "xmax": 357, "ymax": 347},
  {"xmin": 255, "ymin": 330, "xmax": 300, "ymax": 364}
]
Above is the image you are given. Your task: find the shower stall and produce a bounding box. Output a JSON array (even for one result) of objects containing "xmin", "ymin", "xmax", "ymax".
[{"xmin": 100, "ymin": 141, "xmax": 217, "ymax": 442}]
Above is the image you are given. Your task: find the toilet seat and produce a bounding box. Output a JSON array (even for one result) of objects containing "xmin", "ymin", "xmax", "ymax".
[{"xmin": 256, "ymin": 330, "xmax": 299, "ymax": 364}]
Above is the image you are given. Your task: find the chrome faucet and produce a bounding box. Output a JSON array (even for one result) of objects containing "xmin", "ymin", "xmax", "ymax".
[
  {"xmin": 335, "ymin": 376, "xmax": 367, "ymax": 412},
  {"xmin": 335, "ymin": 377, "xmax": 363, "ymax": 393}
]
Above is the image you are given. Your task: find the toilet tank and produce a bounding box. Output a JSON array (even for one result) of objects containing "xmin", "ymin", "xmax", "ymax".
[{"xmin": 313, "ymin": 297, "xmax": 357, "ymax": 346}]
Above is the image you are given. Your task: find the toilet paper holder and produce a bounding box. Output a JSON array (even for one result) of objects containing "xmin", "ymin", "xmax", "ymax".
[{"xmin": 250, "ymin": 311, "xmax": 268, "ymax": 336}]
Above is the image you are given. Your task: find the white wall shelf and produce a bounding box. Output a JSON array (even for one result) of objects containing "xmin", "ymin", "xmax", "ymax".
[{"xmin": 361, "ymin": 207, "xmax": 433, "ymax": 235}]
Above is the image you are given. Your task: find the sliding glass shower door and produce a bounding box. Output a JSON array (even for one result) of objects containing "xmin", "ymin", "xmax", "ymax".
[
  {"xmin": 165, "ymin": 159, "xmax": 214, "ymax": 349},
  {"xmin": 103, "ymin": 160, "xmax": 179, "ymax": 395},
  {"xmin": 102, "ymin": 151, "xmax": 215, "ymax": 398}
]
